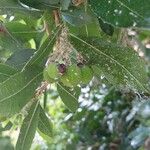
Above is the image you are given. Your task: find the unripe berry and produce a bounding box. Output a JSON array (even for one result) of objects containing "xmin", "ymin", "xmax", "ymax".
[
  {"xmin": 60, "ymin": 64, "xmax": 81, "ymax": 87},
  {"xmin": 43, "ymin": 68, "xmax": 55, "ymax": 83},
  {"xmin": 47, "ymin": 63, "xmax": 60, "ymax": 80}
]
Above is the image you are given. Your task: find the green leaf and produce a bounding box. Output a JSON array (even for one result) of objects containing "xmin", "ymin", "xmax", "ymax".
[
  {"xmin": 0, "ymin": 0, "xmax": 41, "ymax": 16},
  {"xmin": 89, "ymin": 0, "xmax": 150, "ymax": 28},
  {"xmin": 20, "ymin": 0, "xmax": 60, "ymax": 10},
  {"xmin": 5, "ymin": 21, "xmax": 40, "ymax": 42},
  {"xmin": 57, "ymin": 83, "xmax": 80, "ymax": 112},
  {"xmin": 16, "ymin": 101, "xmax": 40, "ymax": 150},
  {"xmin": 0, "ymin": 24, "xmax": 22, "ymax": 52},
  {"xmin": 70, "ymin": 34, "xmax": 149, "ymax": 92},
  {"xmin": 23, "ymin": 27, "xmax": 61, "ymax": 69},
  {"xmin": 38, "ymin": 106, "xmax": 53, "ymax": 139},
  {"xmin": 65, "ymin": 6, "xmax": 101, "ymax": 37},
  {"xmin": 0, "ymin": 63, "xmax": 17, "ymax": 83},
  {"xmin": 62, "ymin": 7, "xmax": 93, "ymax": 26},
  {"xmin": 0, "ymin": 67, "xmax": 42, "ymax": 117},
  {"xmin": 6, "ymin": 49, "xmax": 35, "ymax": 70}
]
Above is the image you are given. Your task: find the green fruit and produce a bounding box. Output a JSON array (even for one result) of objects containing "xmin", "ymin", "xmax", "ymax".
[
  {"xmin": 67, "ymin": 65, "xmax": 81, "ymax": 87},
  {"xmin": 60, "ymin": 64, "xmax": 81, "ymax": 87},
  {"xmin": 43, "ymin": 68, "xmax": 55, "ymax": 83},
  {"xmin": 61, "ymin": 74, "xmax": 72, "ymax": 87},
  {"xmin": 81, "ymin": 66, "xmax": 93, "ymax": 84},
  {"xmin": 47, "ymin": 63, "xmax": 60, "ymax": 80}
]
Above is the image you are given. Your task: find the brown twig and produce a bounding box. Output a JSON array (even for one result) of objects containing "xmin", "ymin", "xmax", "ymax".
[{"xmin": 53, "ymin": 10, "xmax": 61, "ymax": 27}]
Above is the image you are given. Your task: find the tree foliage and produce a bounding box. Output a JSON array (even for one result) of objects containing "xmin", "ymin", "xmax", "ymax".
[{"xmin": 0, "ymin": 0, "xmax": 150, "ymax": 149}]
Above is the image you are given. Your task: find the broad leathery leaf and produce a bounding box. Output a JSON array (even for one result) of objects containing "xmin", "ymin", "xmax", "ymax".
[
  {"xmin": 62, "ymin": 7, "xmax": 93, "ymax": 26},
  {"xmin": 20, "ymin": 0, "xmax": 60, "ymax": 10},
  {"xmin": 57, "ymin": 83, "xmax": 80, "ymax": 112},
  {"xmin": 0, "ymin": 0, "xmax": 23, "ymax": 13},
  {"xmin": 38, "ymin": 106, "xmax": 53, "ymax": 139},
  {"xmin": 16, "ymin": 101, "xmax": 40, "ymax": 150},
  {"xmin": 0, "ymin": 0, "xmax": 41, "ymax": 17},
  {"xmin": 70, "ymin": 34, "xmax": 149, "ymax": 93},
  {"xmin": 23, "ymin": 27, "xmax": 61, "ymax": 69},
  {"xmin": 0, "ymin": 24, "xmax": 22, "ymax": 52},
  {"xmin": 6, "ymin": 49, "xmax": 35, "ymax": 70},
  {"xmin": 66, "ymin": 7, "xmax": 101, "ymax": 37},
  {"xmin": 89, "ymin": 0, "xmax": 150, "ymax": 28},
  {"xmin": 0, "ymin": 67, "xmax": 43, "ymax": 117},
  {"xmin": 5, "ymin": 22, "xmax": 39, "ymax": 42},
  {"xmin": 0, "ymin": 63, "xmax": 17, "ymax": 83}
]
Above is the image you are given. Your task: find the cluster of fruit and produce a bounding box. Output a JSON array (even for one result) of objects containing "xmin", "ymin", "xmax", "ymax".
[{"xmin": 43, "ymin": 63, "xmax": 93, "ymax": 87}]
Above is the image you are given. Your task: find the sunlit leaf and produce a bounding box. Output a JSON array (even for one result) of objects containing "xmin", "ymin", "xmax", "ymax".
[
  {"xmin": 0, "ymin": 63, "xmax": 17, "ymax": 83},
  {"xmin": 23, "ymin": 27, "xmax": 61, "ymax": 69},
  {"xmin": 0, "ymin": 67, "xmax": 42, "ymax": 117},
  {"xmin": 70, "ymin": 34, "xmax": 149, "ymax": 92},
  {"xmin": 89, "ymin": 0, "xmax": 150, "ymax": 28}
]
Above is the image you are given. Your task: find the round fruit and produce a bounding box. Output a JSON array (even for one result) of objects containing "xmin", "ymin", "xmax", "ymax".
[
  {"xmin": 81, "ymin": 66, "xmax": 93, "ymax": 84},
  {"xmin": 47, "ymin": 63, "xmax": 60, "ymax": 80},
  {"xmin": 67, "ymin": 64, "xmax": 81, "ymax": 87},
  {"xmin": 58, "ymin": 63, "xmax": 66, "ymax": 74},
  {"xmin": 60, "ymin": 64, "xmax": 81, "ymax": 87},
  {"xmin": 43, "ymin": 68, "xmax": 55, "ymax": 83},
  {"xmin": 61, "ymin": 74, "xmax": 73, "ymax": 87}
]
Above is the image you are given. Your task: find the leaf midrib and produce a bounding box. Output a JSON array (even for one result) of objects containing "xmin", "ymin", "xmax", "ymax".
[
  {"xmin": 0, "ymin": 72, "xmax": 42, "ymax": 103},
  {"xmin": 39, "ymin": 115, "xmax": 51, "ymax": 134},
  {"xmin": 115, "ymin": 0, "xmax": 144, "ymax": 19},
  {"xmin": 21, "ymin": 102, "xmax": 39, "ymax": 150},
  {"xmin": 57, "ymin": 83, "xmax": 78, "ymax": 102},
  {"xmin": 70, "ymin": 34, "xmax": 149, "ymax": 92}
]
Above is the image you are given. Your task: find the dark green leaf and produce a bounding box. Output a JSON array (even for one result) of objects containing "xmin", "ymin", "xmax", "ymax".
[
  {"xmin": 62, "ymin": 7, "xmax": 93, "ymax": 26},
  {"xmin": 6, "ymin": 49, "xmax": 35, "ymax": 70},
  {"xmin": 57, "ymin": 83, "xmax": 80, "ymax": 112},
  {"xmin": 16, "ymin": 101, "xmax": 40, "ymax": 150},
  {"xmin": 89, "ymin": 0, "xmax": 150, "ymax": 28},
  {"xmin": 5, "ymin": 21, "xmax": 40, "ymax": 42},
  {"xmin": 0, "ymin": 24, "xmax": 22, "ymax": 52},
  {"xmin": 0, "ymin": 63, "xmax": 17, "ymax": 83},
  {"xmin": 0, "ymin": 67, "xmax": 42, "ymax": 117},
  {"xmin": 23, "ymin": 27, "xmax": 61, "ymax": 69},
  {"xmin": 20, "ymin": 0, "xmax": 60, "ymax": 10},
  {"xmin": 0, "ymin": 0, "xmax": 41, "ymax": 16},
  {"xmin": 70, "ymin": 34, "xmax": 149, "ymax": 92},
  {"xmin": 38, "ymin": 106, "xmax": 53, "ymax": 139}
]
